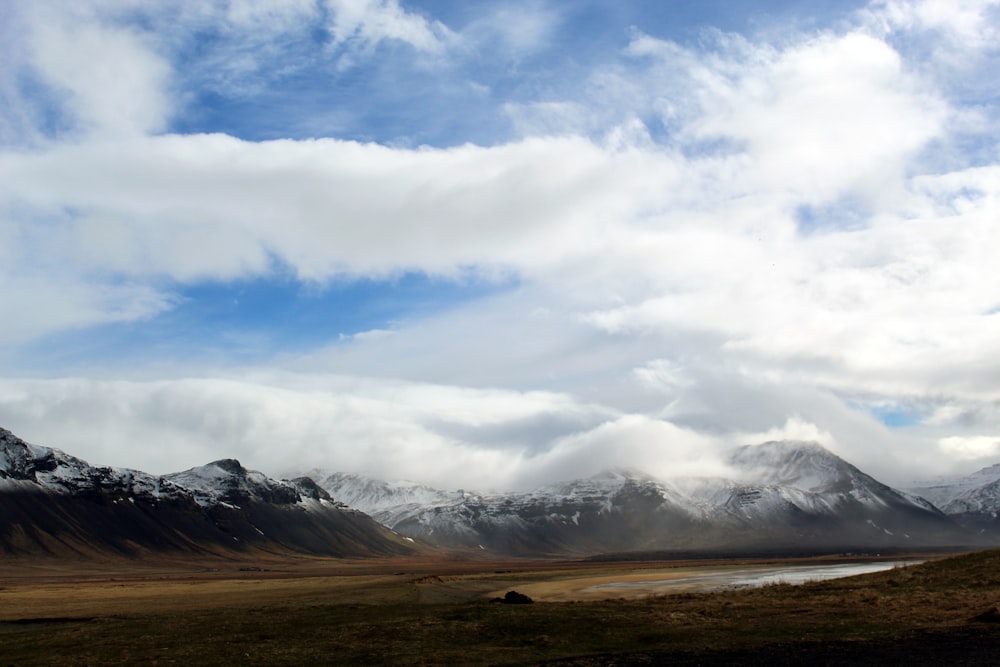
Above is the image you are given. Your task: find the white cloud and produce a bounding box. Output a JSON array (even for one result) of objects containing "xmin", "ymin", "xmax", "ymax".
[
  {"xmin": 23, "ymin": 3, "xmax": 173, "ymax": 137},
  {"xmin": 460, "ymin": 2, "xmax": 562, "ymax": 62},
  {"xmin": 612, "ymin": 27, "xmax": 950, "ymax": 210},
  {"xmin": 0, "ymin": 375, "xmax": 616, "ymax": 490},
  {"xmin": 0, "ymin": 275, "xmax": 175, "ymax": 346},
  {"xmin": 224, "ymin": 0, "xmax": 320, "ymax": 30},
  {"xmin": 0, "ymin": 133, "xmax": 675, "ymax": 283},
  {"xmin": 1, "ymin": 0, "xmax": 998, "ymax": 489},
  {"xmin": 326, "ymin": 0, "xmax": 454, "ymax": 57},
  {"xmin": 501, "ymin": 415, "xmax": 733, "ymax": 488},
  {"xmin": 939, "ymin": 435, "xmax": 1000, "ymax": 460},
  {"xmin": 740, "ymin": 417, "xmax": 836, "ymax": 449},
  {"xmin": 868, "ymin": 0, "xmax": 1000, "ymax": 50}
]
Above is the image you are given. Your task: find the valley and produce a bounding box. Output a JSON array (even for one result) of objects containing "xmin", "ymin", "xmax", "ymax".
[
  {"xmin": 6, "ymin": 426, "xmax": 1000, "ymax": 663},
  {"xmin": 3, "ymin": 549, "xmax": 1000, "ymax": 664}
]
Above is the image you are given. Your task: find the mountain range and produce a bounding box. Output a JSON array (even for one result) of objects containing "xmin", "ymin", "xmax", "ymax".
[
  {"xmin": 311, "ymin": 441, "xmax": 973, "ymax": 556},
  {"xmin": 0, "ymin": 427, "xmax": 413, "ymax": 559},
  {"xmin": 908, "ymin": 465, "xmax": 1000, "ymax": 534},
  {"xmin": 4, "ymin": 425, "xmax": 1000, "ymax": 560}
]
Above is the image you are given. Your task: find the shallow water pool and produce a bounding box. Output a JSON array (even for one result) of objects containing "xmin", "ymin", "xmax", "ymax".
[{"xmin": 584, "ymin": 560, "xmax": 922, "ymax": 594}]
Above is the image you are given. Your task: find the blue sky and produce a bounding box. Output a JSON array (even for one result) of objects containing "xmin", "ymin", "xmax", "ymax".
[{"xmin": 0, "ymin": 0, "xmax": 998, "ymax": 489}]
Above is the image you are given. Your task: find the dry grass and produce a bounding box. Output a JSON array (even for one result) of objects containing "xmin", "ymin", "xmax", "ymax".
[{"xmin": 2, "ymin": 550, "xmax": 1000, "ymax": 665}]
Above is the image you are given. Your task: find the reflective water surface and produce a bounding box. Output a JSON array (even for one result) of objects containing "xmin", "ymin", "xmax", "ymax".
[{"xmin": 585, "ymin": 560, "xmax": 923, "ymax": 594}]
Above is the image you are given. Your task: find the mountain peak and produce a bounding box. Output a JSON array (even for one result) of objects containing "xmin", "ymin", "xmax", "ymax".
[
  {"xmin": 590, "ymin": 467, "xmax": 653, "ymax": 482},
  {"xmin": 728, "ymin": 440, "xmax": 857, "ymax": 493},
  {"xmin": 907, "ymin": 463, "xmax": 1000, "ymax": 518},
  {"xmin": 0, "ymin": 428, "xmax": 101, "ymax": 490},
  {"xmin": 207, "ymin": 458, "xmax": 247, "ymax": 476},
  {"xmin": 285, "ymin": 476, "xmax": 335, "ymax": 502},
  {"xmin": 1, "ymin": 428, "xmax": 36, "ymax": 479},
  {"xmin": 0, "ymin": 426, "xmax": 415, "ymax": 559},
  {"xmin": 164, "ymin": 459, "xmax": 302, "ymax": 506},
  {"xmin": 740, "ymin": 440, "xmax": 831, "ymax": 456},
  {"xmin": 971, "ymin": 463, "xmax": 1000, "ymax": 479},
  {"xmin": 313, "ymin": 471, "xmax": 459, "ymax": 515}
]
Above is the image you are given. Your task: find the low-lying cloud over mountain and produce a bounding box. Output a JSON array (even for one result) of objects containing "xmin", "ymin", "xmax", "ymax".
[
  {"xmin": 314, "ymin": 440, "xmax": 976, "ymax": 556},
  {"xmin": 1, "ymin": 1, "xmax": 998, "ymax": 490},
  {"xmin": 4, "ymin": 427, "xmax": 989, "ymax": 559}
]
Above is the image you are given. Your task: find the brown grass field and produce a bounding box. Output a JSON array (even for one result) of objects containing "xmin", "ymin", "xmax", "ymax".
[{"xmin": 3, "ymin": 549, "xmax": 1000, "ymax": 665}]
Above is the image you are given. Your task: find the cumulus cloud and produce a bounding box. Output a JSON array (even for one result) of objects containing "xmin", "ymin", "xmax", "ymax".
[
  {"xmin": 1, "ymin": 0, "xmax": 998, "ymax": 488},
  {"xmin": 939, "ymin": 435, "xmax": 1000, "ymax": 461}
]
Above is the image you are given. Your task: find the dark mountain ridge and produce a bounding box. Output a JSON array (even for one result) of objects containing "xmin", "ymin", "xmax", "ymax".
[
  {"xmin": 0, "ymin": 427, "xmax": 414, "ymax": 560},
  {"xmin": 1, "ymin": 427, "xmax": 985, "ymax": 560}
]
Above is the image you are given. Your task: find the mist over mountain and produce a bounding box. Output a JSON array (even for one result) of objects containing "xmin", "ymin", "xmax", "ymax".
[
  {"xmin": 4, "ymin": 426, "xmax": 996, "ymax": 560},
  {"xmin": 1, "ymin": 0, "xmax": 997, "ymax": 523},
  {"xmin": 315, "ymin": 441, "xmax": 974, "ymax": 556}
]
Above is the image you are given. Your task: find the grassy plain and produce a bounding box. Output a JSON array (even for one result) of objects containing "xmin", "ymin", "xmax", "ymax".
[{"xmin": 3, "ymin": 550, "xmax": 1000, "ymax": 665}]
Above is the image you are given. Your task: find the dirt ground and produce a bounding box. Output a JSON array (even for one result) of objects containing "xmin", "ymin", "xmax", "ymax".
[
  {"xmin": 0, "ymin": 552, "xmax": 918, "ymax": 619},
  {"xmin": 4, "ymin": 550, "xmax": 997, "ymax": 665}
]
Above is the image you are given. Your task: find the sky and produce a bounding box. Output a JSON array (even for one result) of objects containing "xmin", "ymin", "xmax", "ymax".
[{"xmin": 0, "ymin": 0, "xmax": 998, "ymax": 491}]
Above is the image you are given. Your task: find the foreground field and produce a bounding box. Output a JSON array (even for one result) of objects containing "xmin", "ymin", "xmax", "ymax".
[{"xmin": 3, "ymin": 550, "xmax": 1000, "ymax": 665}]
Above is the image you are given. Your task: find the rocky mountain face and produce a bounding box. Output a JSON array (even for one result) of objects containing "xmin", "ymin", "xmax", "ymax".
[
  {"xmin": 315, "ymin": 468, "xmax": 705, "ymax": 556},
  {"xmin": 2, "ymin": 425, "xmax": 985, "ymax": 560},
  {"xmin": 317, "ymin": 441, "xmax": 970, "ymax": 556},
  {"xmin": 909, "ymin": 464, "xmax": 1000, "ymax": 532},
  {"xmin": 0, "ymin": 427, "xmax": 413, "ymax": 559}
]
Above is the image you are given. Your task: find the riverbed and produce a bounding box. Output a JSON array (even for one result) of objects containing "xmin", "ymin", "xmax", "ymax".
[{"xmin": 490, "ymin": 559, "xmax": 924, "ymax": 601}]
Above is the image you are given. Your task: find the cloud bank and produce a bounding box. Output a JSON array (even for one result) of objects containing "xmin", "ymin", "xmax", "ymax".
[{"xmin": 1, "ymin": 0, "xmax": 998, "ymax": 489}]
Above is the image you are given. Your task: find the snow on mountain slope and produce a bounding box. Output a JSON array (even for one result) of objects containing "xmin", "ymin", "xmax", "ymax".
[
  {"xmin": 1, "ymin": 427, "xmax": 414, "ymax": 559},
  {"xmin": 165, "ymin": 459, "xmax": 343, "ymax": 509},
  {"xmin": 909, "ymin": 464, "xmax": 1000, "ymax": 522},
  {"xmin": 321, "ymin": 467, "xmax": 688, "ymax": 523},
  {"xmin": 309, "ymin": 471, "xmax": 458, "ymax": 517},
  {"xmin": 3, "ymin": 425, "xmax": 975, "ymax": 558},
  {"xmin": 728, "ymin": 441, "xmax": 939, "ymax": 512},
  {"xmin": 0, "ymin": 426, "xmax": 340, "ymax": 512},
  {"xmin": 1, "ymin": 426, "xmax": 189, "ymax": 500},
  {"xmin": 728, "ymin": 441, "xmax": 847, "ymax": 492},
  {"xmin": 909, "ymin": 464, "xmax": 1000, "ymax": 507},
  {"xmin": 942, "ymin": 480, "xmax": 1000, "ymax": 517},
  {"xmin": 316, "ymin": 442, "xmax": 966, "ymax": 554},
  {"xmin": 317, "ymin": 467, "xmax": 707, "ymax": 554}
]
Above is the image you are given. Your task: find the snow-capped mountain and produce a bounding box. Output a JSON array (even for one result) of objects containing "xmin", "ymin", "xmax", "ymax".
[
  {"xmin": 2, "ymin": 425, "xmax": 981, "ymax": 560},
  {"xmin": 166, "ymin": 459, "xmax": 339, "ymax": 508},
  {"xmin": 317, "ymin": 442, "xmax": 968, "ymax": 556},
  {"xmin": 729, "ymin": 441, "xmax": 873, "ymax": 493},
  {"xmin": 316, "ymin": 468, "xmax": 699, "ymax": 555},
  {"xmin": 728, "ymin": 441, "xmax": 942, "ymax": 514},
  {"xmin": 909, "ymin": 464, "xmax": 1000, "ymax": 529},
  {"xmin": 0, "ymin": 429, "xmax": 185, "ymax": 501},
  {"xmin": 0, "ymin": 427, "xmax": 413, "ymax": 559},
  {"xmin": 307, "ymin": 471, "xmax": 458, "ymax": 523}
]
